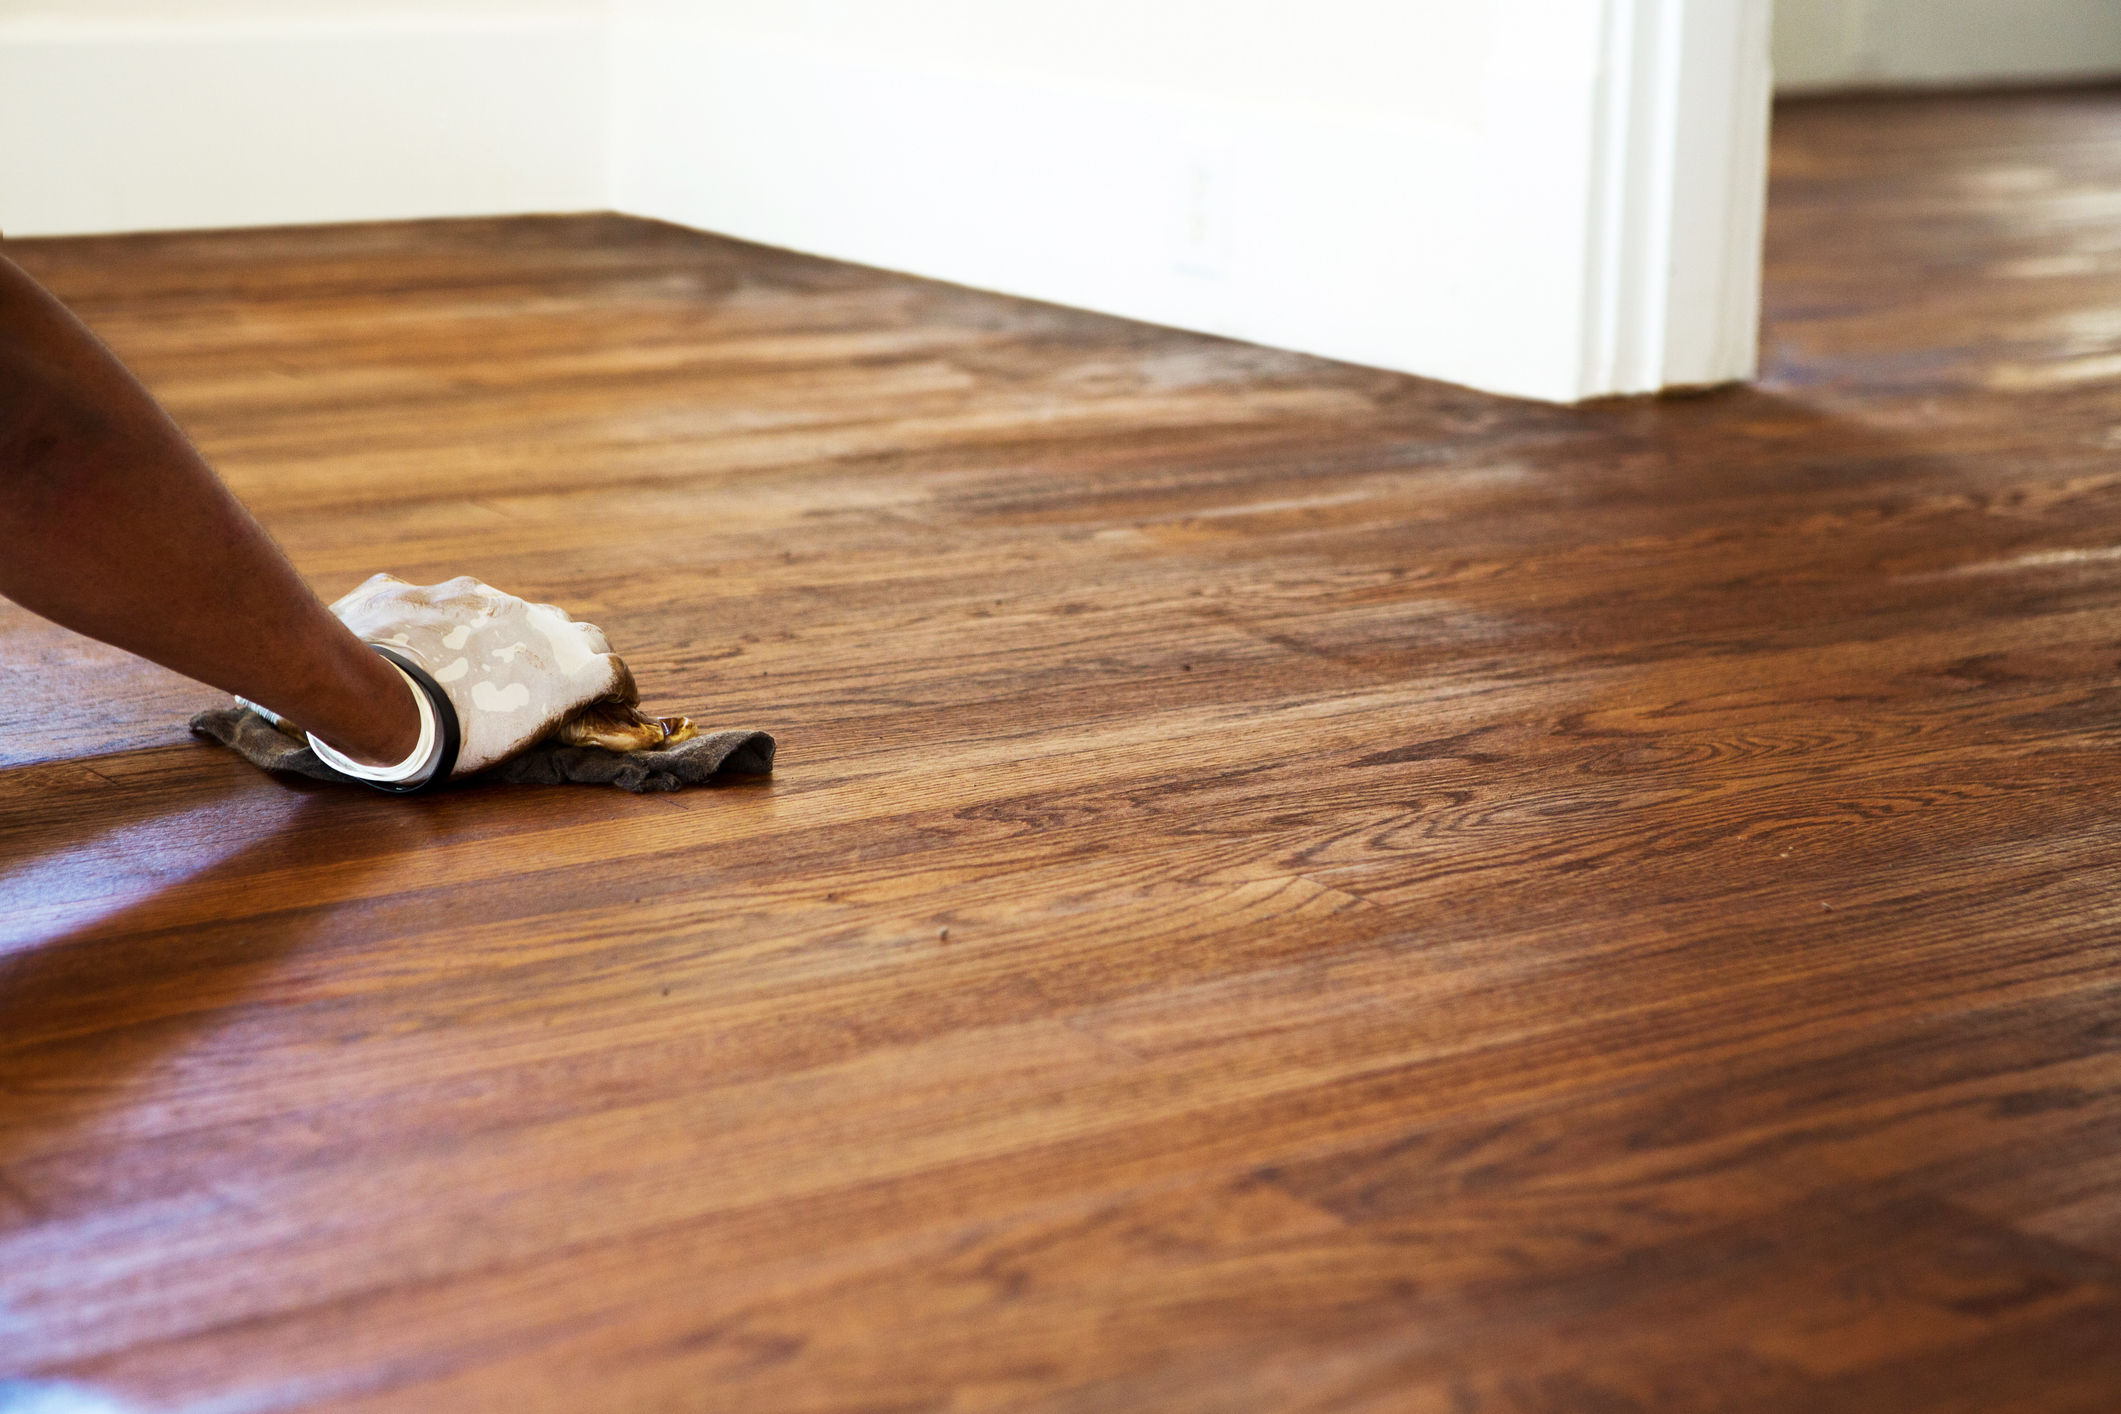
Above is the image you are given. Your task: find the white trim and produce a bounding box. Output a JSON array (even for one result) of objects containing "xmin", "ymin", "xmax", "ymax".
[
  {"xmin": 1581, "ymin": 0, "xmax": 1772, "ymax": 396},
  {"xmin": 1774, "ymin": 0, "xmax": 2121, "ymax": 94}
]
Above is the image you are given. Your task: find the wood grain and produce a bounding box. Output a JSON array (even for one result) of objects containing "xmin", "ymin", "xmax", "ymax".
[{"xmin": 7, "ymin": 86, "xmax": 2121, "ymax": 1412}]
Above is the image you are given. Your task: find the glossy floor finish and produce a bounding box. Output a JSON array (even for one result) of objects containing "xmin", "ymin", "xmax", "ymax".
[{"xmin": 6, "ymin": 88, "xmax": 2121, "ymax": 1412}]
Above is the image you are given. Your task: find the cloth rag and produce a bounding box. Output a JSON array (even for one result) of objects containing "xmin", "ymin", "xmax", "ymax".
[{"xmin": 191, "ymin": 705, "xmax": 774, "ymax": 794}]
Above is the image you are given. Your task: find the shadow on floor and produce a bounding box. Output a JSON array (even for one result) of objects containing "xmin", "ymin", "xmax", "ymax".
[{"xmin": 0, "ymin": 752, "xmax": 433, "ymax": 1222}]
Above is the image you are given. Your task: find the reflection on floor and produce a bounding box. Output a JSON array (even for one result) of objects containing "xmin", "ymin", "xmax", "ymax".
[{"xmin": 5, "ymin": 86, "xmax": 2121, "ymax": 1413}]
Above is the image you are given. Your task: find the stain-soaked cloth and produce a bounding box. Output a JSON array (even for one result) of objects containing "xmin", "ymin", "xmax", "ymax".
[{"xmin": 192, "ymin": 705, "xmax": 774, "ymax": 794}]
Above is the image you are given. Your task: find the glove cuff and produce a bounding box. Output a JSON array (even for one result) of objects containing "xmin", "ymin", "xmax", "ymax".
[{"xmin": 306, "ymin": 645, "xmax": 462, "ymax": 794}]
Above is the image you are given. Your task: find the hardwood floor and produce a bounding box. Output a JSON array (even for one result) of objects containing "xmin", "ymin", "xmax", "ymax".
[{"xmin": 6, "ymin": 87, "xmax": 2121, "ymax": 1412}]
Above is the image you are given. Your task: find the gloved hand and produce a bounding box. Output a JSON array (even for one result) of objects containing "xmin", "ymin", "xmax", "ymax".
[{"xmin": 312, "ymin": 573, "xmax": 693, "ymax": 785}]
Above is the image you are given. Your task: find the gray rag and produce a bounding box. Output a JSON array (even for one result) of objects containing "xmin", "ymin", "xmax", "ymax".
[{"xmin": 190, "ymin": 706, "xmax": 775, "ymax": 793}]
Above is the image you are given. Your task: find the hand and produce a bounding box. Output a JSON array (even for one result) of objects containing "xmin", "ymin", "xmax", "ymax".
[{"xmin": 327, "ymin": 573, "xmax": 690, "ymax": 778}]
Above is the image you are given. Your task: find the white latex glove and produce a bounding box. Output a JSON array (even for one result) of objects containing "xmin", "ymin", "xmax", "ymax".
[{"xmin": 316, "ymin": 573, "xmax": 686, "ymax": 782}]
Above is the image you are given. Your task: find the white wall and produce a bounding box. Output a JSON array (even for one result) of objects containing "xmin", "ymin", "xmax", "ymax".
[
  {"xmin": 1, "ymin": 0, "xmax": 1774, "ymax": 404},
  {"xmin": 629, "ymin": 3, "xmax": 1495, "ymax": 133},
  {"xmin": 0, "ymin": 2, "xmax": 607, "ymax": 237},
  {"xmin": 1775, "ymin": 0, "xmax": 2121, "ymax": 92},
  {"xmin": 612, "ymin": 0, "xmax": 1772, "ymax": 403}
]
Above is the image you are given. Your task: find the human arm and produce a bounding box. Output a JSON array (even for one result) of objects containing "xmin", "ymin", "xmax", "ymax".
[{"xmin": 0, "ymin": 248, "xmax": 420, "ymax": 768}]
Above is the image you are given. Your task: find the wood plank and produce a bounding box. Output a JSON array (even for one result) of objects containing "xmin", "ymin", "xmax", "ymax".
[{"xmin": 6, "ymin": 86, "xmax": 2121, "ymax": 1411}]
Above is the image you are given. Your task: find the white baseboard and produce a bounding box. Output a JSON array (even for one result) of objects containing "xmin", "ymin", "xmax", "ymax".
[
  {"xmin": 1774, "ymin": 0, "xmax": 2121, "ymax": 93},
  {"xmin": 0, "ymin": 16, "xmax": 607, "ymax": 238}
]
